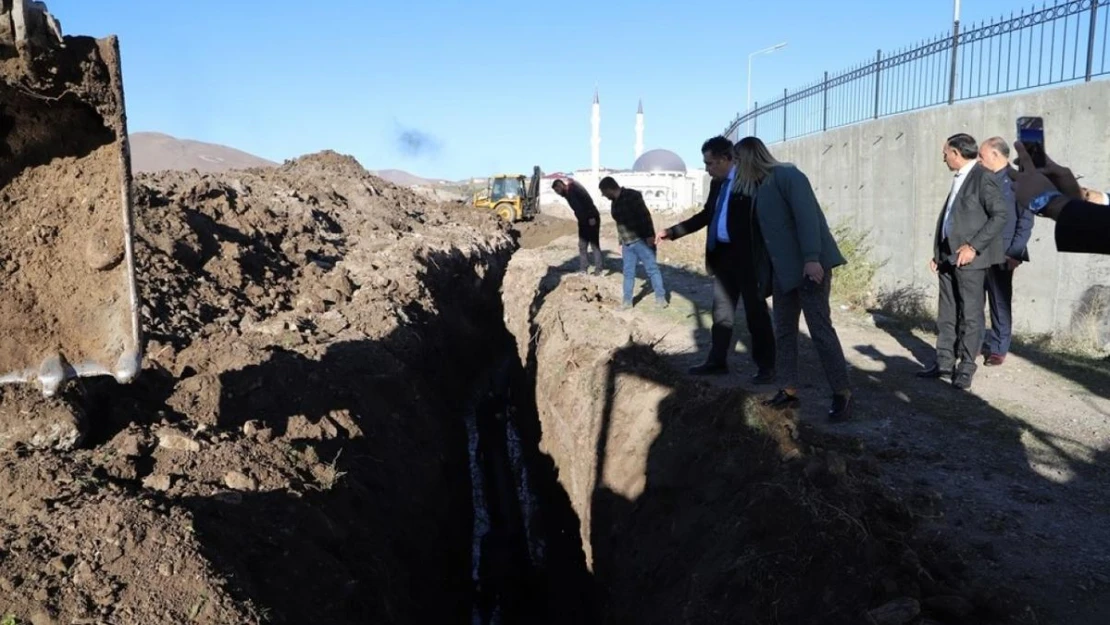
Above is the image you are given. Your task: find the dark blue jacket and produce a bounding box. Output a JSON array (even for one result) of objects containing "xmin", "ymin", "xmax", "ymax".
[{"xmin": 996, "ymin": 167, "xmax": 1034, "ymax": 262}]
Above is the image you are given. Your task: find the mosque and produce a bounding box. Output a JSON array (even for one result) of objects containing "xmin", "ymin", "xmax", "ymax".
[{"xmin": 540, "ymin": 90, "xmax": 709, "ymax": 214}]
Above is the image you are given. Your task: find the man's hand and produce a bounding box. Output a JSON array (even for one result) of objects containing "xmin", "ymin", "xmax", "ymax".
[
  {"xmin": 655, "ymin": 229, "xmax": 671, "ymax": 246},
  {"xmin": 1006, "ymin": 257, "xmax": 1022, "ymax": 271},
  {"xmin": 929, "ymin": 258, "xmax": 938, "ymax": 274},
  {"xmin": 588, "ymin": 218, "xmax": 598, "ymax": 227},
  {"xmin": 1082, "ymin": 187, "xmax": 1110, "ymax": 205},
  {"xmin": 956, "ymin": 244, "xmax": 977, "ymax": 267},
  {"xmin": 1010, "ymin": 141, "xmax": 1083, "ymax": 216},
  {"xmin": 803, "ymin": 261, "xmax": 824, "ymax": 284}
]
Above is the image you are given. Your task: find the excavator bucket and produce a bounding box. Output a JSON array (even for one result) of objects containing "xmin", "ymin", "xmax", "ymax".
[{"xmin": 0, "ymin": 1, "xmax": 142, "ymax": 396}]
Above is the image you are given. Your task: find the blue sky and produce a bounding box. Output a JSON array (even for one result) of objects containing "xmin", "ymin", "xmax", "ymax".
[{"xmin": 56, "ymin": 0, "xmax": 1030, "ymax": 180}]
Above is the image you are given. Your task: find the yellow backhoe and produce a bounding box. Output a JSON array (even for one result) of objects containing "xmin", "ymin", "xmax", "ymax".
[
  {"xmin": 471, "ymin": 166, "xmax": 541, "ymax": 223},
  {"xmin": 0, "ymin": 0, "xmax": 142, "ymax": 396}
]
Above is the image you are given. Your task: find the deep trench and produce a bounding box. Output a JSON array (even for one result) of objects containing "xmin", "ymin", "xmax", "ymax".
[
  {"xmin": 69, "ymin": 239, "xmax": 597, "ymax": 624},
  {"xmin": 461, "ymin": 288, "xmax": 596, "ymax": 624}
]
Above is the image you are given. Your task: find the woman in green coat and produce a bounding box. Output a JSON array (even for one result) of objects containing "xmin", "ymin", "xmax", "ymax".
[{"xmin": 732, "ymin": 136, "xmax": 853, "ymax": 422}]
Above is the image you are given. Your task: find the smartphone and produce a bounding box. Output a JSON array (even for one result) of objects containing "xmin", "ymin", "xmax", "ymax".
[{"xmin": 1016, "ymin": 116, "xmax": 1046, "ymax": 170}]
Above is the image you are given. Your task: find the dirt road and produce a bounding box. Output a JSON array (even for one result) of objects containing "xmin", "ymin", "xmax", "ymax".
[{"xmin": 516, "ymin": 221, "xmax": 1110, "ymax": 624}]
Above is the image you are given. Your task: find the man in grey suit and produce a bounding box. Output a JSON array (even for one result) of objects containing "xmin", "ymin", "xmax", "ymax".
[{"xmin": 917, "ymin": 133, "xmax": 1008, "ymax": 390}]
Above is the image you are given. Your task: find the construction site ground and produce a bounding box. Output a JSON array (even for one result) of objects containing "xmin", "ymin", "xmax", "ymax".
[
  {"xmin": 515, "ymin": 212, "xmax": 1110, "ymax": 624},
  {"xmin": 0, "ymin": 159, "xmax": 1106, "ymax": 624}
]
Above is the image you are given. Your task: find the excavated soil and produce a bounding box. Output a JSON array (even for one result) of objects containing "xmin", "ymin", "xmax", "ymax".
[
  {"xmin": 502, "ymin": 242, "xmax": 1026, "ymax": 624},
  {"xmin": 0, "ymin": 150, "xmax": 531, "ymax": 623},
  {"xmin": 0, "ymin": 35, "xmax": 135, "ymax": 378}
]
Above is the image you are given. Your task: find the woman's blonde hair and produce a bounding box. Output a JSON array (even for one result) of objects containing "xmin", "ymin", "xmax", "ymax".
[{"xmin": 732, "ymin": 136, "xmax": 782, "ymax": 195}]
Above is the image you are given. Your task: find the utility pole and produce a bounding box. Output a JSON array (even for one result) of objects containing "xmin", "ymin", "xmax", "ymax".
[
  {"xmin": 948, "ymin": 0, "xmax": 961, "ymax": 104},
  {"xmin": 747, "ymin": 42, "xmax": 788, "ymax": 136}
]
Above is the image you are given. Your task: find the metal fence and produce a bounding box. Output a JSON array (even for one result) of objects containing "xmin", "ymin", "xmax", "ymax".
[{"xmin": 724, "ymin": 0, "xmax": 1110, "ymax": 143}]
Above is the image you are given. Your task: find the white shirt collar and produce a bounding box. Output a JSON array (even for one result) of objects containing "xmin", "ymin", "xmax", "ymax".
[{"xmin": 955, "ymin": 161, "xmax": 976, "ymax": 177}]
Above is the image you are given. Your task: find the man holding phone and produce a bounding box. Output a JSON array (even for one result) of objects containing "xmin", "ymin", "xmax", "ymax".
[
  {"xmin": 1008, "ymin": 141, "xmax": 1110, "ymax": 255},
  {"xmin": 917, "ymin": 133, "xmax": 1008, "ymax": 390}
]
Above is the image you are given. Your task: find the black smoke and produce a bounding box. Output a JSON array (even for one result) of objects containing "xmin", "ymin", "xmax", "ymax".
[{"xmin": 395, "ymin": 126, "xmax": 442, "ymax": 158}]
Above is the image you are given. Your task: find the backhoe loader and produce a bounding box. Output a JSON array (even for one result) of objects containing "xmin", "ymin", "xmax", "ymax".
[
  {"xmin": 471, "ymin": 166, "xmax": 541, "ymax": 223},
  {"xmin": 0, "ymin": 0, "xmax": 141, "ymax": 396}
]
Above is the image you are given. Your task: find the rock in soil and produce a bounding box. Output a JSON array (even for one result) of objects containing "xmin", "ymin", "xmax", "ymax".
[
  {"xmin": 868, "ymin": 597, "xmax": 921, "ymax": 625},
  {"xmin": 0, "ymin": 386, "xmax": 85, "ymax": 451}
]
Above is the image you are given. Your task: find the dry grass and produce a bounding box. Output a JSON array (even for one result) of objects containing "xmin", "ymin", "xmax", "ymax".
[
  {"xmin": 1019, "ymin": 289, "xmax": 1110, "ymax": 357},
  {"xmin": 830, "ymin": 220, "xmax": 885, "ymax": 309},
  {"xmin": 873, "ymin": 285, "xmax": 936, "ymax": 331}
]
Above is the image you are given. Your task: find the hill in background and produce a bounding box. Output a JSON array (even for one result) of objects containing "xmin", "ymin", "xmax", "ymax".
[
  {"xmin": 128, "ymin": 133, "xmax": 469, "ymax": 189},
  {"xmin": 129, "ymin": 132, "xmax": 278, "ymax": 173}
]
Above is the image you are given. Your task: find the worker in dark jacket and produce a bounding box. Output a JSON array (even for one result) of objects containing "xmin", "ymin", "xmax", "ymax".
[
  {"xmin": 599, "ymin": 176, "xmax": 666, "ymax": 309},
  {"xmin": 552, "ymin": 178, "xmax": 603, "ymax": 274},
  {"xmin": 976, "ymin": 137, "xmax": 1034, "ymax": 366},
  {"xmin": 655, "ymin": 136, "xmax": 776, "ymax": 383},
  {"xmin": 1009, "ymin": 142, "xmax": 1110, "ymax": 256}
]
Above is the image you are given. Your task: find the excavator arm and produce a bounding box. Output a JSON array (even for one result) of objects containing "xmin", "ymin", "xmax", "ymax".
[{"xmin": 523, "ymin": 165, "xmax": 541, "ymax": 220}]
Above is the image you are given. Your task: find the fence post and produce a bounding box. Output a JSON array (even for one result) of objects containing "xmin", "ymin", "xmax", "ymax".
[
  {"xmin": 1086, "ymin": 0, "xmax": 1100, "ymax": 81},
  {"xmin": 753, "ymin": 101, "xmax": 758, "ymax": 137},
  {"xmin": 948, "ymin": 16, "xmax": 960, "ymax": 104},
  {"xmin": 822, "ymin": 71, "xmax": 829, "ymax": 132},
  {"xmin": 782, "ymin": 88, "xmax": 788, "ymax": 142},
  {"xmin": 873, "ymin": 49, "xmax": 882, "ymax": 119}
]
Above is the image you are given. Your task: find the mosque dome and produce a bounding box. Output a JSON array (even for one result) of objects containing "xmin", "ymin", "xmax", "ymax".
[{"xmin": 632, "ymin": 149, "xmax": 686, "ymax": 173}]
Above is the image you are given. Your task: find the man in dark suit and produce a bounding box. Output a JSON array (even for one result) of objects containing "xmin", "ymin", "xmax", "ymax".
[
  {"xmin": 976, "ymin": 137, "xmax": 1034, "ymax": 366},
  {"xmin": 655, "ymin": 136, "xmax": 775, "ymax": 383},
  {"xmin": 918, "ymin": 133, "xmax": 1008, "ymax": 390}
]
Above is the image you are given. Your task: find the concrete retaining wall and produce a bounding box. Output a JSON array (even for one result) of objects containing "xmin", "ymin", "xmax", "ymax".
[{"xmin": 765, "ymin": 79, "xmax": 1110, "ymax": 338}]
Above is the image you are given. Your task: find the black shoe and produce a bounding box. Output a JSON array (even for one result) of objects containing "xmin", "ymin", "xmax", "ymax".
[
  {"xmin": 916, "ymin": 363, "xmax": 952, "ymax": 379},
  {"xmin": 763, "ymin": 389, "xmax": 800, "ymax": 410},
  {"xmin": 828, "ymin": 393, "xmax": 853, "ymax": 422},
  {"xmin": 952, "ymin": 371, "xmax": 973, "ymax": 390},
  {"xmin": 751, "ymin": 369, "xmax": 776, "ymax": 385},
  {"xmin": 689, "ymin": 361, "xmax": 728, "ymax": 376}
]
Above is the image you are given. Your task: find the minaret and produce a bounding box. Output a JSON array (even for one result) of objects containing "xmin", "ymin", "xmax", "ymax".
[
  {"xmin": 634, "ymin": 98, "xmax": 644, "ymax": 160},
  {"xmin": 590, "ymin": 87, "xmax": 601, "ymax": 181}
]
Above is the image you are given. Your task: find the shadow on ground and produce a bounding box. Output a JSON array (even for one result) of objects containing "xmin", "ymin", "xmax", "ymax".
[
  {"xmin": 525, "ymin": 241, "xmax": 1110, "ymax": 624},
  {"xmin": 872, "ymin": 284, "xmax": 1110, "ymax": 402},
  {"xmin": 147, "ymin": 248, "xmax": 595, "ymax": 624}
]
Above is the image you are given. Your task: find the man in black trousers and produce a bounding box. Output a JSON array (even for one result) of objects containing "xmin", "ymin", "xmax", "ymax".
[
  {"xmin": 655, "ymin": 135, "xmax": 775, "ymax": 383},
  {"xmin": 918, "ymin": 133, "xmax": 1008, "ymax": 391}
]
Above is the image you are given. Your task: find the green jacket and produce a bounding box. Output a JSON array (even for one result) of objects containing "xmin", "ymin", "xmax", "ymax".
[{"xmin": 743, "ymin": 164, "xmax": 846, "ymax": 295}]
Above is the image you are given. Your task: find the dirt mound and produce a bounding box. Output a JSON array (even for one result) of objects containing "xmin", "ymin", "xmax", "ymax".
[
  {"xmin": 0, "ymin": 147, "xmax": 517, "ymax": 623},
  {"xmin": 0, "ymin": 35, "xmax": 138, "ymax": 386},
  {"xmin": 502, "ymin": 243, "xmax": 1022, "ymax": 624}
]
